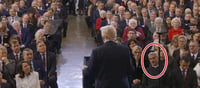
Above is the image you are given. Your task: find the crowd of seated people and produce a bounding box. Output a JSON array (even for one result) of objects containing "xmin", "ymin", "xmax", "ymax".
[
  {"xmin": 86, "ymin": 0, "xmax": 200, "ymax": 87},
  {"xmin": 0, "ymin": 0, "xmax": 69, "ymax": 88}
]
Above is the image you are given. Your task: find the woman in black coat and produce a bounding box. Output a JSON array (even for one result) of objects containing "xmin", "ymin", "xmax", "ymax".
[{"xmin": 130, "ymin": 45, "xmax": 143, "ymax": 88}]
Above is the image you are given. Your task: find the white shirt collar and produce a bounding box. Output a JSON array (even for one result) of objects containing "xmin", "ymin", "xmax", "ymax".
[
  {"xmin": 191, "ymin": 52, "xmax": 198, "ymax": 60},
  {"xmin": 152, "ymin": 65, "xmax": 159, "ymax": 68},
  {"xmin": 180, "ymin": 67, "xmax": 188, "ymax": 72}
]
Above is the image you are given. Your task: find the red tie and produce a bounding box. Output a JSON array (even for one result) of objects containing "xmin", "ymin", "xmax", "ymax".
[
  {"xmin": 42, "ymin": 53, "xmax": 47, "ymax": 71},
  {"xmin": 182, "ymin": 70, "xmax": 186, "ymax": 88}
]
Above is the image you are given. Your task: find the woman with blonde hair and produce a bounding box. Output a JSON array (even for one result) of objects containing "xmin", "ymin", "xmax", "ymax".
[
  {"xmin": 167, "ymin": 35, "xmax": 179, "ymax": 56},
  {"xmin": 0, "ymin": 22, "xmax": 10, "ymax": 47},
  {"xmin": 168, "ymin": 17, "xmax": 183, "ymax": 41}
]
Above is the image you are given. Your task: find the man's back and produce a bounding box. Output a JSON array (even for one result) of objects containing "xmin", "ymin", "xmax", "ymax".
[{"xmin": 86, "ymin": 41, "xmax": 134, "ymax": 88}]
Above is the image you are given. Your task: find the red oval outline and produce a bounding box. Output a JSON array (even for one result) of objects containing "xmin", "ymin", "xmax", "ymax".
[{"xmin": 141, "ymin": 42, "xmax": 168, "ymax": 79}]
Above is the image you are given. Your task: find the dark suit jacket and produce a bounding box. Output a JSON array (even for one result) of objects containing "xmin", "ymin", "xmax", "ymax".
[
  {"xmin": 92, "ymin": 9, "xmax": 100, "ymax": 24},
  {"xmin": 172, "ymin": 49, "xmax": 181, "ymax": 65},
  {"xmin": 33, "ymin": 51, "xmax": 57, "ymax": 81},
  {"xmin": 172, "ymin": 67, "xmax": 197, "ymax": 88},
  {"xmin": 9, "ymin": 28, "xmax": 31, "ymax": 46},
  {"xmin": 21, "ymin": 23, "xmax": 36, "ymax": 41},
  {"xmin": 164, "ymin": 11, "xmax": 175, "ymax": 18},
  {"xmin": 2, "ymin": 59, "xmax": 17, "ymax": 88},
  {"xmin": 86, "ymin": 41, "xmax": 135, "ymax": 88},
  {"xmin": 0, "ymin": 83, "xmax": 11, "ymax": 88},
  {"xmin": 7, "ymin": 52, "xmax": 23, "ymax": 65},
  {"xmin": 187, "ymin": 52, "xmax": 200, "ymax": 68},
  {"xmin": 118, "ymin": 19, "xmax": 127, "ymax": 31},
  {"xmin": 142, "ymin": 65, "xmax": 171, "ymax": 88}
]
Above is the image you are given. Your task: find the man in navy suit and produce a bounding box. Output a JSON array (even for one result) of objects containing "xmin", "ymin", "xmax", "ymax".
[
  {"xmin": 36, "ymin": 0, "xmax": 46, "ymax": 15},
  {"xmin": 7, "ymin": 40, "xmax": 23, "ymax": 65},
  {"xmin": 172, "ymin": 56, "xmax": 198, "ymax": 88},
  {"xmin": 85, "ymin": 25, "xmax": 135, "ymax": 88},
  {"xmin": 187, "ymin": 40, "xmax": 200, "ymax": 68},
  {"xmin": 10, "ymin": 21, "xmax": 31, "ymax": 47},
  {"xmin": 21, "ymin": 14, "xmax": 36, "ymax": 41},
  {"xmin": 164, "ymin": 3, "xmax": 176, "ymax": 18},
  {"xmin": 33, "ymin": 40, "xmax": 58, "ymax": 88}
]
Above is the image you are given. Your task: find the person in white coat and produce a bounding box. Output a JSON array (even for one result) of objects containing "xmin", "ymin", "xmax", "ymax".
[
  {"xmin": 15, "ymin": 61, "xmax": 40, "ymax": 88},
  {"xmin": 194, "ymin": 62, "xmax": 200, "ymax": 87}
]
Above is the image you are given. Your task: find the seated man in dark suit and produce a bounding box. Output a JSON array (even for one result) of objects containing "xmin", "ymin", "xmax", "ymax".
[
  {"xmin": 0, "ymin": 45, "xmax": 16, "ymax": 88},
  {"xmin": 85, "ymin": 25, "xmax": 135, "ymax": 88},
  {"xmin": 142, "ymin": 52, "xmax": 171, "ymax": 88},
  {"xmin": 8, "ymin": 40, "xmax": 22, "ymax": 65},
  {"xmin": 33, "ymin": 40, "xmax": 58, "ymax": 88},
  {"xmin": 172, "ymin": 56, "xmax": 198, "ymax": 88},
  {"xmin": 21, "ymin": 14, "xmax": 36, "ymax": 41},
  {"xmin": 10, "ymin": 21, "xmax": 31, "ymax": 48},
  {"xmin": 188, "ymin": 40, "xmax": 200, "ymax": 68},
  {"xmin": 0, "ymin": 72, "xmax": 10, "ymax": 88}
]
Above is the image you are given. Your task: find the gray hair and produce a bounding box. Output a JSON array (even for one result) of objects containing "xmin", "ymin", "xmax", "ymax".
[
  {"xmin": 118, "ymin": 6, "xmax": 125, "ymax": 10},
  {"xmin": 185, "ymin": 8, "xmax": 192, "ymax": 14},
  {"xmin": 100, "ymin": 10, "xmax": 106, "ymax": 16},
  {"xmin": 148, "ymin": 52, "xmax": 158, "ymax": 58},
  {"xmin": 101, "ymin": 25, "xmax": 117, "ymax": 41},
  {"xmin": 155, "ymin": 17, "xmax": 163, "ymax": 23},
  {"xmin": 35, "ymin": 29, "xmax": 45, "ymax": 38},
  {"xmin": 0, "ymin": 45, "xmax": 7, "ymax": 53}
]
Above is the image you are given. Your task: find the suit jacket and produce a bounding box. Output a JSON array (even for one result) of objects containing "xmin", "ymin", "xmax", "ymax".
[
  {"xmin": 7, "ymin": 52, "xmax": 23, "ymax": 65},
  {"xmin": 92, "ymin": 9, "xmax": 100, "ymax": 24},
  {"xmin": 85, "ymin": 41, "xmax": 135, "ymax": 88},
  {"xmin": 172, "ymin": 49, "xmax": 181, "ymax": 65},
  {"xmin": 164, "ymin": 11, "xmax": 175, "ymax": 18},
  {"xmin": 37, "ymin": 7, "xmax": 46, "ymax": 15},
  {"xmin": 172, "ymin": 67, "xmax": 198, "ymax": 88},
  {"xmin": 33, "ymin": 51, "xmax": 57, "ymax": 81},
  {"xmin": 142, "ymin": 65, "xmax": 171, "ymax": 88},
  {"xmin": 2, "ymin": 59, "xmax": 17, "ymax": 88},
  {"xmin": 146, "ymin": 20, "xmax": 156, "ymax": 34},
  {"xmin": 21, "ymin": 23, "xmax": 36, "ymax": 41},
  {"xmin": 0, "ymin": 83, "xmax": 11, "ymax": 88},
  {"xmin": 9, "ymin": 28, "xmax": 31, "ymax": 46},
  {"xmin": 187, "ymin": 52, "xmax": 200, "ymax": 68}
]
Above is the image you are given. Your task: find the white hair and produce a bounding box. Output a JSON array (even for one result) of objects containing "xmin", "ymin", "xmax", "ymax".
[
  {"xmin": 131, "ymin": 2, "xmax": 137, "ymax": 7},
  {"xmin": 155, "ymin": 17, "xmax": 163, "ymax": 23},
  {"xmin": 118, "ymin": 6, "xmax": 125, "ymax": 10},
  {"xmin": 100, "ymin": 10, "xmax": 106, "ymax": 16},
  {"xmin": 35, "ymin": 29, "xmax": 45, "ymax": 38},
  {"xmin": 171, "ymin": 17, "xmax": 181, "ymax": 26},
  {"xmin": 0, "ymin": 45, "xmax": 7, "ymax": 53},
  {"xmin": 185, "ymin": 8, "xmax": 192, "ymax": 14},
  {"xmin": 129, "ymin": 19, "xmax": 137, "ymax": 26}
]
